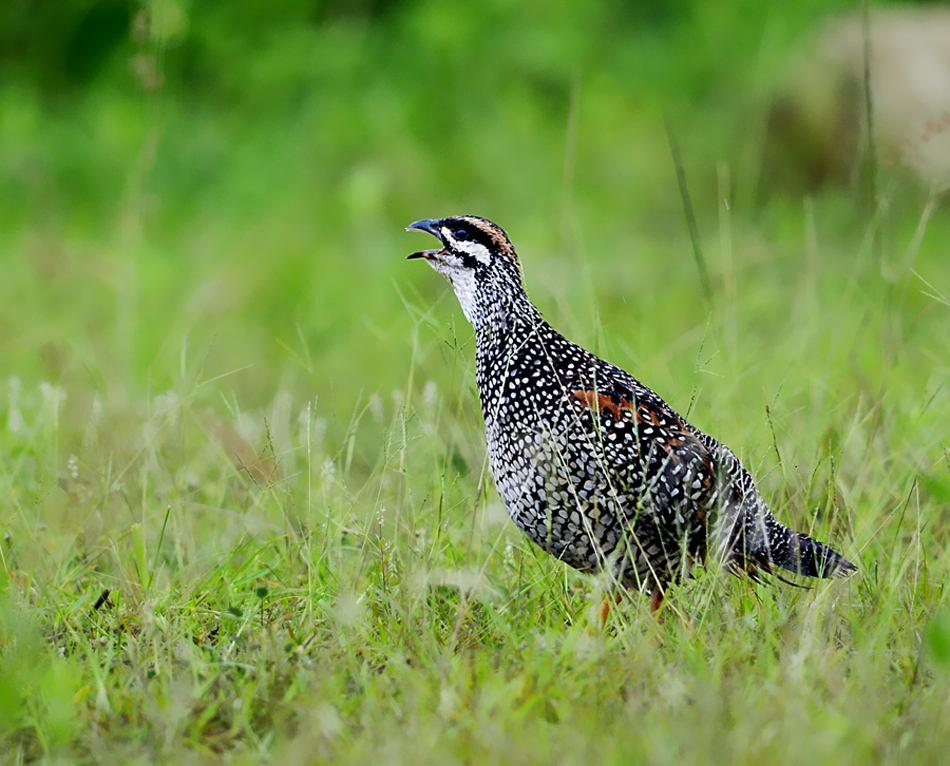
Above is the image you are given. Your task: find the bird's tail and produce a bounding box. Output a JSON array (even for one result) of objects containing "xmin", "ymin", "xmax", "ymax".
[{"xmin": 731, "ymin": 513, "xmax": 857, "ymax": 580}]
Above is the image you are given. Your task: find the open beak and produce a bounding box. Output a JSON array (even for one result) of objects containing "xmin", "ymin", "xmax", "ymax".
[{"xmin": 405, "ymin": 218, "xmax": 447, "ymax": 260}]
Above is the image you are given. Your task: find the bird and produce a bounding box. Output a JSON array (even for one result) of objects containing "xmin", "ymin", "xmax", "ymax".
[{"xmin": 406, "ymin": 215, "xmax": 856, "ymax": 612}]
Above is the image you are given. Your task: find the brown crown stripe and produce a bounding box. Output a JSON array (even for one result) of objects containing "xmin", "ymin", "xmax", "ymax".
[{"xmin": 462, "ymin": 215, "xmax": 517, "ymax": 261}]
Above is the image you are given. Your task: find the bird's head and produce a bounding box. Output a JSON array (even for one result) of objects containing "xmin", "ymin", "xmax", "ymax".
[{"xmin": 405, "ymin": 215, "xmax": 525, "ymax": 327}]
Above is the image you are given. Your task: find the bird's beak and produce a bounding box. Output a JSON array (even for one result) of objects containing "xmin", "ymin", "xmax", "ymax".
[{"xmin": 405, "ymin": 218, "xmax": 447, "ymax": 260}]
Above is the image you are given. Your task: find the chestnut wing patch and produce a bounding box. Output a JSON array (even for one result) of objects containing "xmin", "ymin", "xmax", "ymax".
[
  {"xmin": 571, "ymin": 389, "xmax": 629, "ymax": 420},
  {"xmin": 571, "ymin": 387, "xmax": 716, "ymax": 490}
]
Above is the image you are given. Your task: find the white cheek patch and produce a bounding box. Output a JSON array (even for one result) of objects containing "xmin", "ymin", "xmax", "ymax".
[
  {"xmin": 441, "ymin": 227, "xmax": 491, "ymax": 265},
  {"xmin": 456, "ymin": 240, "xmax": 491, "ymax": 265}
]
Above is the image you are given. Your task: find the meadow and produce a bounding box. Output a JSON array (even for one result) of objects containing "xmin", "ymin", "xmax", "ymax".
[{"xmin": 0, "ymin": 1, "xmax": 947, "ymax": 763}]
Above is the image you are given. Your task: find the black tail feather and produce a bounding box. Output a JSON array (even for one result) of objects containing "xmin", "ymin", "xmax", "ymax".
[
  {"xmin": 780, "ymin": 529, "xmax": 857, "ymax": 578},
  {"xmin": 732, "ymin": 514, "xmax": 857, "ymax": 581}
]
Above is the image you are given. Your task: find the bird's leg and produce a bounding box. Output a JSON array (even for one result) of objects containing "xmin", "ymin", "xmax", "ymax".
[{"xmin": 598, "ymin": 593, "xmax": 623, "ymax": 626}]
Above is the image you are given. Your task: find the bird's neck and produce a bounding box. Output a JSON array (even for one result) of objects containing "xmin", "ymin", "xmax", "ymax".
[{"xmin": 474, "ymin": 290, "xmax": 546, "ymax": 368}]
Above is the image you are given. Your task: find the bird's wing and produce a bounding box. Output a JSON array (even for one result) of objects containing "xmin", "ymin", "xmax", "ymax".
[
  {"xmin": 569, "ymin": 371, "xmax": 717, "ymax": 493},
  {"xmin": 570, "ymin": 367, "xmax": 855, "ymax": 584},
  {"xmin": 596, "ymin": 373, "xmax": 796, "ymax": 579},
  {"xmin": 567, "ymin": 373, "xmax": 719, "ymax": 569}
]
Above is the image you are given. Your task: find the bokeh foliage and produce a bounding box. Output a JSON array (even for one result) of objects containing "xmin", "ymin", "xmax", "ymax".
[{"xmin": 0, "ymin": 1, "xmax": 947, "ymax": 763}]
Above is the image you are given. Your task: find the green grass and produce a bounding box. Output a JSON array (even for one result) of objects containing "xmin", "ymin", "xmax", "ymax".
[{"xmin": 1, "ymin": 1, "xmax": 948, "ymax": 763}]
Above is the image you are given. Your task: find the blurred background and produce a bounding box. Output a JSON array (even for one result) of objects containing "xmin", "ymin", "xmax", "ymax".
[
  {"xmin": 1, "ymin": 2, "xmax": 948, "ymax": 759},
  {"xmin": 2, "ymin": 0, "xmax": 947, "ymax": 416},
  {"xmin": 0, "ymin": 0, "xmax": 947, "ymax": 537}
]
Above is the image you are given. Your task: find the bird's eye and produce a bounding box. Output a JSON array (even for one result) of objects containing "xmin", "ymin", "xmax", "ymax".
[{"xmin": 453, "ymin": 228, "xmax": 469, "ymax": 241}]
